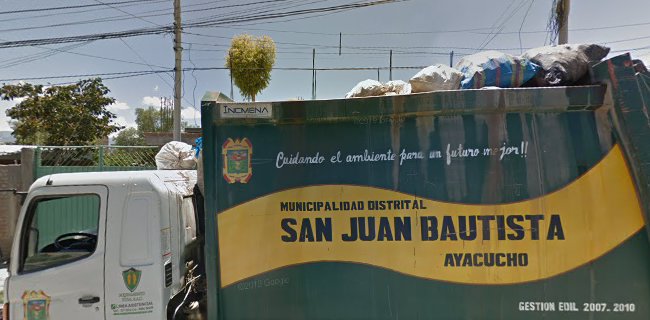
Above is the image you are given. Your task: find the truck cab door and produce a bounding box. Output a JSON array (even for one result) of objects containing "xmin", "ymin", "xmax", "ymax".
[{"xmin": 7, "ymin": 185, "xmax": 107, "ymax": 320}]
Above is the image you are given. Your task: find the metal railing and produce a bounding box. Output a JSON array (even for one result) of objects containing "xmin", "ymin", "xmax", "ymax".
[{"xmin": 34, "ymin": 146, "xmax": 159, "ymax": 178}]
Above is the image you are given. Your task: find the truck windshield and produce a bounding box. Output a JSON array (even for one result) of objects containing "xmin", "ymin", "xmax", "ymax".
[{"xmin": 20, "ymin": 194, "xmax": 100, "ymax": 273}]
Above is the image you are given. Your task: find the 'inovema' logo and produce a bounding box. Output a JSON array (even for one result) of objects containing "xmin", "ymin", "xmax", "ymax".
[{"xmin": 220, "ymin": 103, "xmax": 272, "ymax": 119}]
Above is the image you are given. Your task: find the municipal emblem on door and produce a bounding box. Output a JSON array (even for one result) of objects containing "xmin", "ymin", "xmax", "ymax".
[
  {"xmin": 22, "ymin": 290, "xmax": 51, "ymax": 320},
  {"xmin": 222, "ymin": 138, "xmax": 253, "ymax": 183},
  {"xmin": 122, "ymin": 268, "xmax": 142, "ymax": 292}
]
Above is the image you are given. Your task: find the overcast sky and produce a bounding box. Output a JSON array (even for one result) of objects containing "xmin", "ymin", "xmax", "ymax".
[{"xmin": 0, "ymin": 0, "xmax": 648, "ymax": 134}]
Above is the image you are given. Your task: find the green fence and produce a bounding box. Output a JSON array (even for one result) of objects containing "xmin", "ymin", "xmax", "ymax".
[{"xmin": 34, "ymin": 146, "xmax": 159, "ymax": 179}]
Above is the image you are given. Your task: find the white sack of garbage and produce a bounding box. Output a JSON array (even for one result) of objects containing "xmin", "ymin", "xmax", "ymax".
[
  {"xmin": 155, "ymin": 141, "xmax": 196, "ymax": 170},
  {"xmin": 409, "ymin": 64, "xmax": 463, "ymax": 93},
  {"xmin": 345, "ymin": 79, "xmax": 385, "ymax": 98}
]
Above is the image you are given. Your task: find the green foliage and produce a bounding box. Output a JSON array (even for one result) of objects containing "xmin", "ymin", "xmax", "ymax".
[
  {"xmin": 1, "ymin": 78, "xmax": 121, "ymax": 145},
  {"xmin": 225, "ymin": 34, "xmax": 276, "ymax": 101},
  {"xmin": 135, "ymin": 106, "xmax": 173, "ymax": 132},
  {"xmin": 113, "ymin": 127, "xmax": 145, "ymax": 146}
]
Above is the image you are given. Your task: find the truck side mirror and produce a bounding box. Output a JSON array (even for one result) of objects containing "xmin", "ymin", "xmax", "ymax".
[{"xmin": 17, "ymin": 191, "xmax": 27, "ymax": 206}]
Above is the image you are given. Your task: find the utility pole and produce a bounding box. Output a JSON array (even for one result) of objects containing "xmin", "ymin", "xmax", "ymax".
[
  {"xmin": 229, "ymin": 52, "xmax": 234, "ymax": 99},
  {"xmin": 312, "ymin": 49, "xmax": 316, "ymax": 100},
  {"xmin": 558, "ymin": 0, "xmax": 570, "ymax": 44},
  {"xmin": 173, "ymin": 0, "xmax": 182, "ymax": 141},
  {"xmin": 389, "ymin": 50, "xmax": 393, "ymax": 81}
]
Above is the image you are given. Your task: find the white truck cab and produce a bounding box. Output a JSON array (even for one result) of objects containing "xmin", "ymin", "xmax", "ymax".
[{"xmin": 3, "ymin": 170, "xmax": 199, "ymax": 320}]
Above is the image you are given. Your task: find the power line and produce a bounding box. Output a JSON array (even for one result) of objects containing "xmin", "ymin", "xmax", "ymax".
[
  {"xmin": 611, "ymin": 45, "xmax": 650, "ymax": 54},
  {"xmin": 0, "ymin": 0, "xmax": 364, "ymax": 34},
  {"xmin": 0, "ymin": 0, "xmax": 402, "ymax": 49},
  {"xmin": 0, "ymin": 0, "xmax": 161, "ymax": 15},
  {"xmin": 185, "ymin": 0, "xmax": 330, "ymax": 26},
  {"xmin": 0, "ymin": 27, "xmax": 169, "ymax": 49},
  {"xmin": 476, "ymin": 0, "xmax": 518, "ymax": 50},
  {"xmin": 0, "ymin": 65, "xmax": 433, "ymax": 83},
  {"xmin": 186, "ymin": 46, "xmax": 467, "ymax": 56},
  {"xmin": 1, "ymin": 0, "xmax": 647, "ymax": 52},
  {"xmin": 0, "ymin": 0, "xmax": 169, "ymax": 24},
  {"xmin": 0, "ymin": 0, "xmax": 295, "ymax": 33},
  {"xmin": 183, "ymin": 0, "xmax": 408, "ymax": 28},
  {"xmin": 184, "ymin": 30, "xmax": 480, "ymax": 53},
  {"xmin": 1, "ymin": 3, "xmax": 649, "ymax": 47},
  {"xmin": 119, "ymin": 38, "xmax": 173, "ymax": 81},
  {"xmin": 0, "ymin": 70, "xmax": 168, "ymax": 82},
  {"xmin": 209, "ymin": 19, "xmax": 650, "ymax": 37},
  {"xmin": 479, "ymin": 0, "xmax": 531, "ymax": 50},
  {"xmin": 0, "ymin": 42, "xmax": 91, "ymax": 69},
  {"xmin": 1, "ymin": 42, "xmax": 166, "ymax": 69},
  {"xmin": 602, "ymin": 35, "xmax": 650, "ymax": 45},
  {"xmin": 518, "ymin": 0, "xmax": 535, "ymax": 54},
  {"xmin": 92, "ymin": 0, "xmax": 163, "ymax": 27}
]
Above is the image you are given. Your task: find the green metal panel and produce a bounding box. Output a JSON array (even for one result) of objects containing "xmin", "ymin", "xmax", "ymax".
[
  {"xmin": 592, "ymin": 55, "xmax": 650, "ymax": 241},
  {"xmin": 202, "ymin": 55, "xmax": 650, "ymax": 319},
  {"xmin": 34, "ymin": 195, "xmax": 99, "ymax": 251}
]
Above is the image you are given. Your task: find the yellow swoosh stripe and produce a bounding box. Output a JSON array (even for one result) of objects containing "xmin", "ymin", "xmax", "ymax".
[{"xmin": 217, "ymin": 145, "xmax": 644, "ymax": 287}]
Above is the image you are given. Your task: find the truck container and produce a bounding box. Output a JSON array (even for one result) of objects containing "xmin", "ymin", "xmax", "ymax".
[{"xmin": 199, "ymin": 53, "xmax": 650, "ymax": 319}]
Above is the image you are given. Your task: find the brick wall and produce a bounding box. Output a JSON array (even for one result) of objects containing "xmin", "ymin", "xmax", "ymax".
[
  {"xmin": 0, "ymin": 165, "xmax": 22, "ymax": 258},
  {"xmin": 143, "ymin": 132, "xmax": 201, "ymax": 147},
  {"xmin": 0, "ymin": 148, "xmax": 34, "ymax": 259}
]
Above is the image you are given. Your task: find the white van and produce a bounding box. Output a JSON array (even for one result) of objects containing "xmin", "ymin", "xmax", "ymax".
[{"xmin": 3, "ymin": 170, "xmax": 201, "ymax": 320}]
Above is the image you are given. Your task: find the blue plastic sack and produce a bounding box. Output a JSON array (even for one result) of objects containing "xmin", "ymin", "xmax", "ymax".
[
  {"xmin": 194, "ymin": 137, "xmax": 202, "ymax": 157},
  {"xmin": 457, "ymin": 51, "xmax": 540, "ymax": 89}
]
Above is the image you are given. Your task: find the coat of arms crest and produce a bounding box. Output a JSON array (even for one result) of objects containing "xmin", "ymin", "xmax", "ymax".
[
  {"xmin": 22, "ymin": 290, "xmax": 51, "ymax": 320},
  {"xmin": 222, "ymin": 138, "xmax": 253, "ymax": 183}
]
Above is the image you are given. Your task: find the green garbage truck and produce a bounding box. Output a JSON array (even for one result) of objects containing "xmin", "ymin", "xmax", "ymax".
[{"xmin": 200, "ymin": 53, "xmax": 650, "ymax": 319}]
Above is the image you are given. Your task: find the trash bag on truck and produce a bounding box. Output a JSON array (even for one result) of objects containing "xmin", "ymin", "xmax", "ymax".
[
  {"xmin": 633, "ymin": 59, "xmax": 648, "ymax": 74},
  {"xmin": 155, "ymin": 141, "xmax": 196, "ymax": 170},
  {"xmin": 383, "ymin": 80, "xmax": 412, "ymax": 95},
  {"xmin": 345, "ymin": 79, "xmax": 385, "ymax": 98},
  {"xmin": 456, "ymin": 50, "xmax": 540, "ymax": 89},
  {"xmin": 522, "ymin": 43, "xmax": 610, "ymax": 86},
  {"xmin": 409, "ymin": 64, "xmax": 462, "ymax": 92},
  {"xmin": 194, "ymin": 137, "xmax": 205, "ymax": 194}
]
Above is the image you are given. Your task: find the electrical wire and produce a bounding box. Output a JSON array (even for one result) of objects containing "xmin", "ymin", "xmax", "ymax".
[
  {"xmin": 0, "ymin": 65, "xmax": 431, "ymax": 83},
  {"xmin": 187, "ymin": 44, "xmax": 201, "ymax": 119},
  {"xmin": 0, "ymin": 0, "xmax": 401, "ymax": 49},
  {"xmin": 0, "ymin": 42, "xmax": 91, "ymax": 69},
  {"xmin": 0, "ymin": 0, "xmax": 168, "ymax": 24},
  {"xmin": 479, "ymin": 0, "xmax": 530, "ymax": 50},
  {"xmin": 0, "ymin": 0, "xmax": 296, "ymax": 33},
  {"xmin": 518, "ymin": 0, "xmax": 535, "ymax": 54},
  {"xmin": 0, "ymin": 0, "xmax": 162, "ymax": 15},
  {"xmin": 476, "ymin": 0, "xmax": 517, "ymax": 50},
  {"xmin": 92, "ymin": 0, "xmax": 163, "ymax": 27},
  {"xmin": 188, "ymin": 0, "xmax": 400, "ymax": 29}
]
